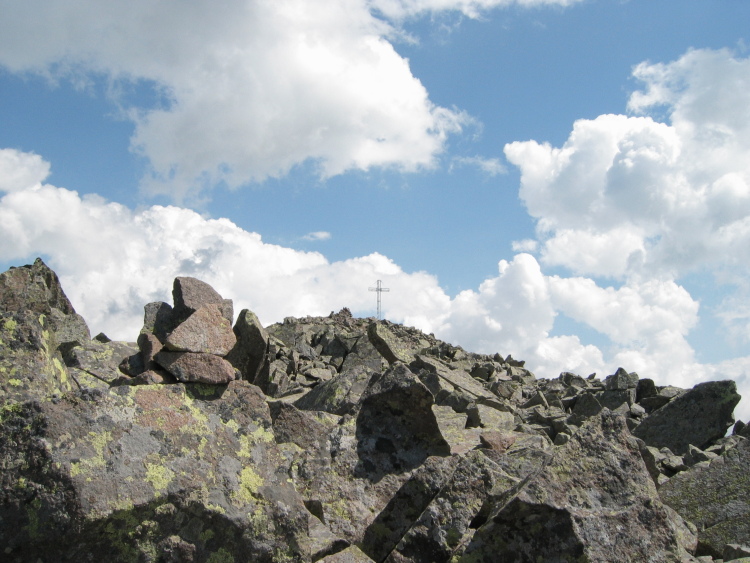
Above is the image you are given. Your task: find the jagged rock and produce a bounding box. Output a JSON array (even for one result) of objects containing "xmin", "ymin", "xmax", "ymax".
[
  {"xmin": 368, "ymin": 322, "xmax": 416, "ymax": 364},
  {"xmin": 3, "ymin": 260, "xmax": 749, "ymax": 561},
  {"xmin": 605, "ymin": 367, "xmax": 639, "ymax": 390},
  {"xmin": 225, "ymin": 308, "xmax": 269, "ymax": 382},
  {"xmin": 59, "ymin": 338, "xmax": 139, "ymax": 385},
  {"xmin": 356, "ymin": 364, "xmax": 451, "ymax": 477},
  {"xmin": 633, "ymin": 380, "xmax": 741, "ymax": 454},
  {"xmin": 460, "ymin": 412, "xmax": 697, "ymax": 562},
  {"xmin": 294, "ymin": 365, "xmax": 373, "ymax": 416},
  {"xmin": 172, "ymin": 276, "xmax": 233, "ymax": 325},
  {"xmin": 141, "ymin": 301, "xmax": 175, "ymax": 342},
  {"xmin": 361, "ymin": 456, "xmax": 460, "ymax": 562},
  {"xmin": 0, "ymin": 310, "xmax": 74, "ymax": 401},
  {"xmin": 412, "ymin": 355, "xmax": 496, "ymax": 403},
  {"xmin": 0, "ymin": 258, "xmax": 89, "ymax": 346},
  {"xmin": 138, "ymin": 331, "xmax": 164, "ymax": 369},
  {"xmin": 432, "ymin": 405, "xmax": 482, "ymax": 454},
  {"xmin": 0, "ymin": 381, "xmax": 312, "ymax": 562},
  {"xmin": 164, "ymin": 303, "xmax": 236, "ymax": 355},
  {"xmin": 387, "ymin": 450, "xmax": 520, "ymax": 563},
  {"xmin": 659, "ymin": 438, "xmax": 750, "ymax": 558},
  {"xmin": 255, "ymin": 357, "xmax": 297, "ymax": 397},
  {"xmin": 154, "ymin": 350, "xmax": 237, "ymax": 384},
  {"xmin": 466, "ymin": 403, "xmax": 516, "ymax": 431}
]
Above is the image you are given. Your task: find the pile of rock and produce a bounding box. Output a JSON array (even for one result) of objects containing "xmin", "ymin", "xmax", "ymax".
[
  {"xmin": 1, "ymin": 259, "xmax": 749, "ymax": 562},
  {"xmin": 119, "ymin": 277, "xmax": 238, "ymax": 385}
]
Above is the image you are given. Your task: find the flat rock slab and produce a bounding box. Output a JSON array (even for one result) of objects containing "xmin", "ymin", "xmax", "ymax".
[
  {"xmin": 155, "ymin": 351, "xmax": 236, "ymax": 384},
  {"xmin": 659, "ymin": 438, "xmax": 750, "ymax": 558},
  {"xmin": 165, "ymin": 303, "xmax": 236, "ymax": 355}
]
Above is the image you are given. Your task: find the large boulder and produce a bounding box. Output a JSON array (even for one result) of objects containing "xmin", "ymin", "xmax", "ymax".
[
  {"xmin": 154, "ymin": 351, "xmax": 237, "ymax": 384},
  {"xmin": 659, "ymin": 438, "xmax": 750, "ymax": 558},
  {"xmin": 633, "ymin": 380, "xmax": 741, "ymax": 454},
  {"xmin": 459, "ymin": 412, "xmax": 697, "ymax": 562},
  {"xmin": 225, "ymin": 308, "xmax": 269, "ymax": 382},
  {"xmin": 164, "ymin": 303, "xmax": 236, "ymax": 355},
  {"xmin": 355, "ymin": 364, "xmax": 451, "ymax": 478},
  {"xmin": 172, "ymin": 276, "xmax": 233, "ymax": 325},
  {"xmin": 0, "ymin": 381, "xmax": 313, "ymax": 562}
]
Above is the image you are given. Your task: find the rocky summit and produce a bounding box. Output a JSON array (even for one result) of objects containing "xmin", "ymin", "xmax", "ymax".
[{"xmin": 1, "ymin": 259, "xmax": 749, "ymax": 563}]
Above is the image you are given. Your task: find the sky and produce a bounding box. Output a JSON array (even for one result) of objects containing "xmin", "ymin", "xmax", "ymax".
[{"xmin": 1, "ymin": 0, "xmax": 749, "ymax": 421}]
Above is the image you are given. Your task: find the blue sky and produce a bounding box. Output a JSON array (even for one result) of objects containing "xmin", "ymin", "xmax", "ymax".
[{"xmin": 1, "ymin": 0, "xmax": 749, "ymax": 420}]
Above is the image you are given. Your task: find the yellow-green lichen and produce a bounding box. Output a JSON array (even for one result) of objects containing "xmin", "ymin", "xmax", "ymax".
[
  {"xmin": 237, "ymin": 426, "xmax": 275, "ymax": 458},
  {"xmin": 233, "ymin": 466, "xmax": 263, "ymax": 504},
  {"xmin": 8, "ymin": 378, "xmax": 22, "ymax": 387},
  {"xmin": 3, "ymin": 318, "xmax": 17, "ymax": 332},
  {"xmin": 70, "ymin": 431, "xmax": 112, "ymax": 477},
  {"xmin": 145, "ymin": 462, "xmax": 174, "ymax": 494}
]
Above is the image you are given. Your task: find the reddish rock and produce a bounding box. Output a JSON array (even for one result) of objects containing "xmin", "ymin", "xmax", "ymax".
[
  {"xmin": 164, "ymin": 303, "xmax": 236, "ymax": 356},
  {"xmin": 172, "ymin": 277, "xmax": 233, "ymax": 324},
  {"xmin": 138, "ymin": 332, "xmax": 164, "ymax": 367},
  {"xmin": 155, "ymin": 351, "xmax": 237, "ymax": 384}
]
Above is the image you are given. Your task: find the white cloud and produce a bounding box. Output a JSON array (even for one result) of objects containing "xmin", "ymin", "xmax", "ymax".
[
  {"xmin": 511, "ymin": 238, "xmax": 538, "ymax": 253},
  {"xmin": 0, "ymin": 0, "xmax": 475, "ymax": 200},
  {"xmin": 1, "ymin": 147, "xmax": 748, "ymax": 421},
  {"xmin": 370, "ymin": 0, "xmax": 583, "ymax": 20},
  {"xmin": 302, "ymin": 231, "xmax": 332, "ymax": 242},
  {"xmin": 505, "ymin": 49, "xmax": 750, "ymax": 283},
  {"xmin": 451, "ymin": 155, "xmax": 506, "ymax": 176}
]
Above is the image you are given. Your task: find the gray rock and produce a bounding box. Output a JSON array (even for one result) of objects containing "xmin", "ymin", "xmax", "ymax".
[
  {"xmin": 141, "ymin": 301, "xmax": 175, "ymax": 342},
  {"xmin": 633, "ymin": 380, "xmax": 741, "ymax": 454},
  {"xmin": 368, "ymin": 322, "xmax": 416, "ymax": 364},
  {"xmin": 225, "ymin": 308, "xmax": 269, "ymax": 382},
  {"xmin": 659, "ymin": 438, "xmax": 750, "ymax": 558},
  {"xmin": 355, "ymin": 364, "xmax": 450, "ymax": 478},
  {"xmin": 387, "ymin": 450, "xmax": 518, "ymax": 563},
  {"xmin": 164, "ymin": 303, "xmax": 236, "ymax": 355},
  {"xmin": 0, "ymin": 381, "xmax": 312, "ymax": 562},
  {"xmin": 361, "ymin": 456, "xmax": 460, "ymax": 562},
  {"xmin": 295, "ymin": 365, "xmax": 374, "ymax": 416},
  {"xmin": 155, "ymin": 351, "xmax": 237, "ymax": 384},
  {"xmin": 59, "ymin": 339, "xmax": 139, "ymax": 385},
  {"xmin": 460, "ymin": 412, "xmax": 697, "ymax": 562}
]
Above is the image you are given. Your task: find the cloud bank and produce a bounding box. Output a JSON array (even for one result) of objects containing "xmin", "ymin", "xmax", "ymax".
[{"xmin": 1, "ymin": 136, "xmax": 748, "ymax": 421}]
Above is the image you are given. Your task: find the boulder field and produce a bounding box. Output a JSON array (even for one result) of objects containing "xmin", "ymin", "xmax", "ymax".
[{"xmin": 1, "ymin": 259, "xmax": 749, "ymax": 562}]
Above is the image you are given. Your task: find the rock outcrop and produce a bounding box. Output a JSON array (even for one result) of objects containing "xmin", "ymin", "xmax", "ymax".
[{"xmin": 1, "ymin": 259, "xmax": 749, "ymax": 562}]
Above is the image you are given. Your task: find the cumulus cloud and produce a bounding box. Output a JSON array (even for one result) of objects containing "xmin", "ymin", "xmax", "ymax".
[
  {"xmin": 0, "ymin": 0, "xmax": 479, "ymax": 200},
  {"xmin": 1, "ymin": 146, "xmax": 748, "ymax": 420},
  {"xmin": 505, "ymin": 49, "xmax": 750, "ymax": 283},
  {"xmin": 501, "ymin": 48, "xmax": 750, "ymax": 419}
]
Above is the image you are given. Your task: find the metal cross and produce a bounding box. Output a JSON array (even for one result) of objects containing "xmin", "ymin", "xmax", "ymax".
[{"xmin": 368, "ymin": 280, "xmax": 390, "ymax": 320}]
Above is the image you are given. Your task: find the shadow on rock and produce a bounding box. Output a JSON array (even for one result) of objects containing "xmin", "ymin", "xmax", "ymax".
[{"xmin": 354, "ymin": 364, "xmax": 450, "ymax": 482}]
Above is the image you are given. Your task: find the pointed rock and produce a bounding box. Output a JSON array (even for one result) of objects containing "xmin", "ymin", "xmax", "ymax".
[{"xmin": 172, "ymin": 276, "xmax": 233, "ymax": 325}]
